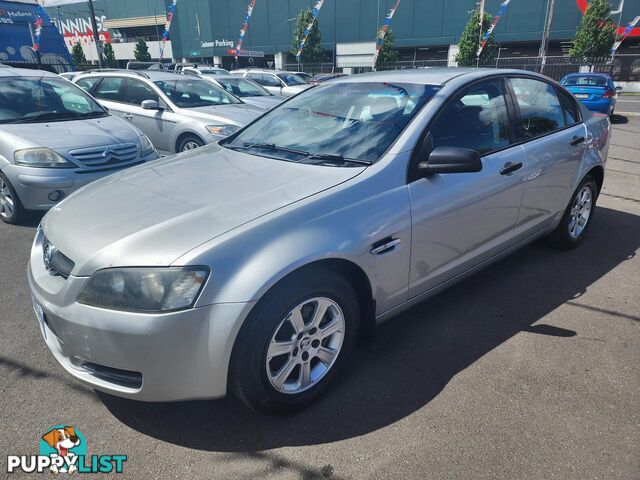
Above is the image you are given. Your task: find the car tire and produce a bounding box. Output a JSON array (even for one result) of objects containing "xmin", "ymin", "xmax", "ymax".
[
  {"xmin": 0, "ymin": 172, "xmax": 25, "ymax": 225},
  {"xmin": 229, "ymin": 267, "xmax": 360, "ymax": 414},
  {"xmin": 545, "ymin": 175, "xmax": 598, "ymax": 250},
  {"xmin": 177, "ymin": 135, "xmax": 204, "ymax": 153}
]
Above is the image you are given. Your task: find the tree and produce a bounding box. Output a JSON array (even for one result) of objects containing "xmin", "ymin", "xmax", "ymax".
[
  {"xmin": 71, "ymin": 42, "xmax": 87, "ymax": 66},
  {"xmin": 378, "ymin": 28, "xmax": 399, "ymax": 63},
  {"xmin": 103, "ymin": 42, "xmax": 118, "ymax": 68},
  {"xmin": 455, "ymin": 9, "xmax": 494, "ymax": 66},
  {"xmin": 291, "ymin": 8, "xmax": 322, "ymax": 63},
  {"xmin": 569, "ymin": 0, "xmax": 616, "ymax": 62},
  {"xmin": 134, "ymin": 38, "xmax": 152, "ymax": 62}
]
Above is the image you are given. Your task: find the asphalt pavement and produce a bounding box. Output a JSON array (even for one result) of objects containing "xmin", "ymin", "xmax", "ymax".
[
  {"xmin": 0, "ymin": 117, "xmax": 638, "ymax": 479},
  {"xmin": 617, "ymin": 95, "xmax": 640, "ymax": 115}
]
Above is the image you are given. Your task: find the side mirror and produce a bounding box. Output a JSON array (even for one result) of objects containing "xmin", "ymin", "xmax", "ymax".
[
  {"xmin": 615, "ymin": 85, "xmax": 623, "ymax": 91},
  {"xmin": 418, "ymin": 146, "xmax": 483, "ymax": 175},
  {"xmin": 141, "ymin": 99, "xmax": 163, "ymax": 110}
]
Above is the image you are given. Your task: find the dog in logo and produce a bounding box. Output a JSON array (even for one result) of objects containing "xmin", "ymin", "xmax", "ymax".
[{"xmin": 41, "ymin": 426, "xmax": 80, "ymax": 474}]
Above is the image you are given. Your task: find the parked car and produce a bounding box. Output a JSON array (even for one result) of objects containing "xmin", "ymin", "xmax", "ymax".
[
  {"xmin": 58, "ymin": 71, "xmax": 82, "ymax": 81},
  {"xmin": 29, "ymin": 69, "xmax": 610, "ymax": 413},
  {"xmin": 179, "ymin": 65, "xmax": 229, "ymax": 76},
  {"xmin": 126, "ymin": 61, "xmax": 165, "ymax": 71},
  {"xmin": 197, "ymin": 74, "xmax": 285, "ymax": 110},
  {"xmin": 310, "ymin": 73, "xmax": 346, "ymax": 84},
  {"xmin": 0, "ymin": 68, "xmax": 158, "ymax": 224},
  {"xmin": 231, "ymin": 68, "xmax": 311, "ymax": 97},
  {"xmin": 287, "ymin": 71, "xmax": 312, "ymax": 82},
  {"xmin": 560, "ymin": 73, "xmax": 620, "ymax": 115},
  {"xmin": 73, "ymin": 70, "xmax": 263, "ymax": 154}
]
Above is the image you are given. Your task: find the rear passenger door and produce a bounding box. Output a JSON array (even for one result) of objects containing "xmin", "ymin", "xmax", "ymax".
[
  {"xmin": 91, "ymin": 76, "xmax": 128, "ymax": 121},
  {"xmin": 507, "ymin": 77, "xmax": 587, "ymax": 239},
  {"xmin": 408, "ymin": 78, "xmax": 528, "ymax": 298}
]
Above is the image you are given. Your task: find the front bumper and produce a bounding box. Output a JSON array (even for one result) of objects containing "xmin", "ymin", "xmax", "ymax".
[
  {"xmin": 27, "ymin": 233, "xmax": 255, "ymax": 401},
  {"xmin": 1, "ymin": 152, "xmax": 158, "ymax": 211}
]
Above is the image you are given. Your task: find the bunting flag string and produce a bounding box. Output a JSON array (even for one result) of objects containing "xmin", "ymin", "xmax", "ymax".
[
  {"xmin": 33, "ymin": 2, "xmax": 46, "ymax": 52},
  {"xmin": 296, "ymin": 0, "xmax": 325, "ymax": 61},
  {"xmin": 611, "ymin": 15, "xmax": 640, "ymax": 54},
  {"xmin": 477, "ymin": 0, "xmax": 511, "ymax": 57},
  {"xmin": 372, "ymin": 0, "xmax": 401, "ymax": 71},
  {"xmin": 159, "ymin": 0, "xmax": 178, "ymax": 61},
  {"xmin": 234, "ymin": 0, "xmax": 257, "ymax": 59}
]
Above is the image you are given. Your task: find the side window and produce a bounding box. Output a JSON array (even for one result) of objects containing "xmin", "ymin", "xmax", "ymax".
[
  {"xmin": 246, "ymin": 73, "xmax": 266, "ymax": 85},
  {"xmin": 509, "ymin": 78, "xmax": 565, "ymax": 138},
  {"xmin": 430, "ymin": 79, "xmax": 511, "ymax": 154},
  {"xmin": 93, "ymin": 77, "xmax": 125, "ymax": 102},
  {"xmin": 260, "ymin": 74, "xmax": 281, "ymax": 87},
  {"xmin": 75, "ymin": 77, "xmax": 99, "ymax": 93},
  {"xmin": 556, "ymin": 88, "xmax": 581, "ymax": 125},
  {"xmin": 124, "ymin": 79, "xmax": 159, "ymax": 106}
]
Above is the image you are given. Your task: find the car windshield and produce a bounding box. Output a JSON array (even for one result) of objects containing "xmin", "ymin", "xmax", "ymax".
[
  {"xmin": 562, "ymin": 75, "xmax": 608, "ymax": 87},
  {"xmin": 216, "ymin": 77, "xmax": 271, "ymax": 97},
  {"xmin": 199, "ymin": 70, "xmax": 227, "ymax": 75},
  {"xmin": 0, "ymin": 76, "xmax": 107, "ymax": 124},
  {"xmin": 277, "ymin": 73, "xmax": 307, "ymax": 86},
  {"xmin": 225, "ymin": 82, "xmax": 439, "ymax": 163},
  {"xmin": 154, "ymin": 79, "xmax": 241, "ymax": 107}
]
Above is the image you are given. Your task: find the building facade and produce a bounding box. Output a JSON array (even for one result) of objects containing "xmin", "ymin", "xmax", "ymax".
[{"xmin": 44, "ymin": 0, "xmax": 640, "ymax": 69}]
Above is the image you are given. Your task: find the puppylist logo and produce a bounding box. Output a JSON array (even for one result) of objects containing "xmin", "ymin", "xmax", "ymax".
[{"xmin": 7, "ymin": 425, "xmax": 127, "ymax": 474}]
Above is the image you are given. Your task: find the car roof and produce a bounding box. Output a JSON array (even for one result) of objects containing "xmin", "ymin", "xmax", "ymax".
[
  {"xmin": 0, "ymin": 66, "xmax": 58, "ymax": 78},
  {"xmin": 76, "ymin": 70, "xmax": 188, "ymax": 81},
  {"xmin": 331, "ymin": 68, "xmax": 556, "ymax": 86}
]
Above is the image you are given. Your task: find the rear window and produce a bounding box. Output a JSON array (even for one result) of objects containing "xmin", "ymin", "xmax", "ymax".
[{"xmin": 562, "ymin": 76, "xmax": 608, "ymax": 87}]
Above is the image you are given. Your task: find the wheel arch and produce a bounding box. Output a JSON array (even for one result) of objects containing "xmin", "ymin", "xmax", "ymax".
[
  {"xmin": 586, "ymin": 165, "xmax": 604, "ymax": 197},
  {"xmin": 175, "ymin": 131, "xmax": 205, "ymax": 153}
]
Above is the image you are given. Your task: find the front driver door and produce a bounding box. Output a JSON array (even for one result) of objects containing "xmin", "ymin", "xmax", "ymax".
[
  {"xmin": 408, "ymin": 78, "xmax": 527, "ymax": 298},
  {"xmin": 122, "ymin": 79, "xmax": 172, "ymax": 153}
]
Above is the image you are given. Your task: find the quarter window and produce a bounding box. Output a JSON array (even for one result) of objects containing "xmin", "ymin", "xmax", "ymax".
[
  {"xmin": 93, "ymin": 77, "xmax": 125, "ymax": 102},
  {"xmin": 509, "ymin": 78, "xmax": 565, "ymax": 138},
  {"xmin": 556, "ymin": 88, "xmax": 581, "ymax": 125},
  {"xmin": 430, "ymin": 79, "xmax": 511, "ymax": 154}
]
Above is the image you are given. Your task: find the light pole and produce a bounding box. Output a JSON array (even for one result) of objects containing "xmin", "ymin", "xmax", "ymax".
[
  {"xmin": 87, "ymin": 0, "xmax": 104, "ymax": 67},
  {"xmin": 538, "ymin": 0, "xmax": 556, "ymax": 74}
]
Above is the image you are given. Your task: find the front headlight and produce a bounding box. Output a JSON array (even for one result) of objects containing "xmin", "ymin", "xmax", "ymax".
[
  {"xmin": 139, "ymin": 135, "xmax": 156, "ymax": 156},
  {"xmin": 77, "ymin": 267, "xmax": 209, "ymax": 313},
  {"xmin": 206, "ymin": 125, "xmax": 240, "ymax": 136},
  {"xmin": 14, "ymin": 148, "xmax": 74, "ymax": 168}
]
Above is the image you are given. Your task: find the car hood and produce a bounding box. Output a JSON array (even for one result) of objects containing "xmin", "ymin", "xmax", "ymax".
[
  {"xmin": 240, "ymin": 95, "xmax": 285, "ymax": 110},
  {"xmin": 0, "ymin": 115, "xmax": 139, "ymax": 151},
  {"xmin": 179, "ymin": 103, "xmax": 264, "ymax": 126},
  {"xmin": 41, "ymin": 143, "xmax": 365, "ymax": 276}
]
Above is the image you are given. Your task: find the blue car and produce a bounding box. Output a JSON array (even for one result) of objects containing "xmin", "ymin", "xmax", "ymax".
[{"xmin": 560, "ymin": 73, "xmax": 619, "ymax": 116}]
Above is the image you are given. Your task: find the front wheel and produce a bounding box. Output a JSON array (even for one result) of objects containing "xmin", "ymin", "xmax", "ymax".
[
  {"xmin": 229, "ymin": 268, "xmax": 359, "ymax": 414},
  {"xmin": 177, "ymin": 135, "xmax": 204, "ymax": 153},
  {"xmin": 0, "ymin": 173, "xmax": 25, "ymax": 224},
  {"xmin": 545, "ymin": 175, "xmax": 598, "ymax": 250}
]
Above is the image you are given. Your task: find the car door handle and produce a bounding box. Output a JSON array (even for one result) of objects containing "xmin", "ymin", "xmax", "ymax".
[
  {"xmin": 123, "ymin": 114, "xmax": 133, "ymax": 120},
  {"xmin": 570, "ymin": 135, "xmax": 585, "ymax": 146},
  {"xmin": 500, "ymin": 162, "xmax": 523, "ymax": 176},
  {"xmin": 370, "ymin": 237, "xmax": 402, "ymax": 255}
]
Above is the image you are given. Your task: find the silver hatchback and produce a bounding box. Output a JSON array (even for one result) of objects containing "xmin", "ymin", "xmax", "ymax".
[
  {"xmin": 29, "ymin": 69, "xmax": 610, "ymax": 413},
  {"xmin": 73, "ymin": 70, "xmax": 264, "ymax": 154},
  {"xmin": 0, "ymin": 67, "xmax": 158, "ymax": 224}
]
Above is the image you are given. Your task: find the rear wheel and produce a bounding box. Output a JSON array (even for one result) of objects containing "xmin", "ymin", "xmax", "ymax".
[
  {"xmin": 177, "ymin": 135, "xmax": 204, "ymax": 153},
  {"xmin": 545, "ymin": 175, "xmax": 598, "ymax": 250},
  {"xmin": 229, "ymin": 268, "xmax": 359, "ymax": 414},
  {"xmin": 0, "ymin": 173, "xmax": 25, "ymax": 224}
]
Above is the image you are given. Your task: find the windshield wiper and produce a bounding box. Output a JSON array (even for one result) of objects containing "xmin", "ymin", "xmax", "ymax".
[
  {"xmin": 239, "ymin": 142, "xmax": 309, "ymax": 156},
  {"xmin": 19, "ymin": 111, "xmax": 74, "ymax": 123},
  {"xmin": 301, "ymin": 152, "xmax": 372, "ymax": 166}
]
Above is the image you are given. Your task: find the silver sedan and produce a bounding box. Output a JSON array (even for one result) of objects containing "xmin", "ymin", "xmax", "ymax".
[{"xmin": 29, "ymin": 69, "xmax": 610, "ymax": 413}]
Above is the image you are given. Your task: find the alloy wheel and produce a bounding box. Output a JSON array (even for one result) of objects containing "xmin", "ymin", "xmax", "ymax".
[
  {"xmin": 266, "ymin": 297, "xmax": 345, "ymax": 394},
  {"xmin": 0, "ymin": 177, "xmax": 14, "ymax": 220},
  {"xmin": 568, "ymin": 185, "xmax": 593, "ymax": 239},
  {"xmin": 182, "ymin": 141, "xmax": 201, "ymax": 151}
]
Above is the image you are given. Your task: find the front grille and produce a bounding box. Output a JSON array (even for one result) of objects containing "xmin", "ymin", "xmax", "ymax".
[{"xmin": 68, "ymin": 143, "xmax": 139, "ymax": 170}]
